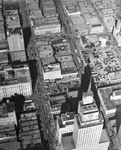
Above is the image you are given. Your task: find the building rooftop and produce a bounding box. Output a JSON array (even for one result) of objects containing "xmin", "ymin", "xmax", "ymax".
[
  {"xmin": 6, "ymin": 10, "xmax": 20, "ymax": 29},
  {"xmin": 26, "ymin": 0, "xmax": 38, "ymax": 4},
  {"xmin": 0, "ymin": 51, "xmax": 8, "ymax": 64},
  {"xmin": 0, "ymin": 101, "xmax": 15, "ymax": 116},
  {"xmin": 61, "ymin": 67, "xmax": 77, "ymax": 75},
  {"xmin": 98, "ymin": 84, "xmax": 121, "ymax": 116},
  {"xmin": 44, "ymin": 78, "xmax": 80, "ymax": 95},
  {"xmin": 61, "ymin": 112, "xmax": 75, "ymax": 122},
  {"xmin": 101, "ymin": 8, "xmax": 114, "ymax": 16},
  {"xmin": 50, "ymin": 105, "xmax": 61, "ymax": 114},
  {"xmin": 32, "ymin": 16, "xmax": 60, "ymax": 27},
  {"xmin": 62, "ymin": 0, "xmax": 81, "ymax": 16},
  {"xmin": 0, "ymin": 66, "xmax": 31, "ymax": 86},
  {"xmin": 0, "ymin": 40, "xmax": 9, "ymax": 50},
  {"xmin": 30, "ymin": 9, "xmax": 43, "ymax": 19},
  {"xmin": 43, "ymin": 63, "xmax": 61, "ymax": 73},
  {"xmin": 61, "ymin": 135, "xmax": 76, "ymax": 150},
  {"xmin": 23, "ymin": 99, "xmax": 35, "ymax": 112},
  {"xmin": 10, "ymin": 50, "xmax": 27, "ymax": 62},
  {"xmin": 0, "ymin": 141, "xmax": 20, "ymax": 150},
  {"xmin": 38, "ymin": 44, "xmax": 53, "ymax": 52},
  {"xmin": 4, "ymin": 1, "xmax": 18, "ymax": 10},
  {"xmin": 75, "ymin": 113, "xmax": 103, "ymax": 129},
  {"xmin": 43, "ymin": 8, "xmax": 58, "ymax": 17},
  {"xmin": 41, "ymin": 56, "xmax": 56, "ymax": 65},
  {"xmin": 78, "ymin": 1, "xmax": 96, "ymax": 15}
]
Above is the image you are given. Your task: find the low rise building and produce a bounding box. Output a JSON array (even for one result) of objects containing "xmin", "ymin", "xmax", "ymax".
[
  {"xmin": 10, "ymin": 50, "xmax": 27, "ymax": 63},
  {"xmin": 50, "ymin": 95, "xmax": 66, "ymax": 108},
  {"xmin": 98, "ymin": 84, "xmax": 121, "ymax": 118},
  {"xmin": 7, "ymin": 28, "xmax": 25, "ymax": 52},
  {"xmin": 0, "ymin": 100, "xmax": 20, "ymax": 150},
  {"xmin": 89, "ymin": 23, "xmax": 105, "ymax": 34},
  {"xmin": 19, "ymin": 100, "xmax": 42, "ymax": 149},
  {"xmin": 38, "ymin": 44, "xmax": 53, "ymax": 58},
  {"xmin": 0, "ymin": 65, "xmax": 32, "ymax": 99},
  {"xmin": 57, "ymin": 112, "xmax": 75, "ymax": 143},
  {"xmin": 6, "ymin": 9, "xmax": 21, "ymax": 29},
  {"xmin": 43, "ymin": 63, "xmax": 62, "ymax": 80},
  {"xmin": 41, "ymin": 56, "xmax": 56, "ymax": 66},
  {"xmin": 0, "ymin": 51, "xmax": 8, "ymax": 64},
  {"xmin": 67, "ymin": 89, "xmax": 78, "ymax": 98},
  {"xmin": 61, "ymin": 0, "xmax": 81, "ymax": 17},
  {"xmin": 32, "ymin": 16, "xmax": 61, "ymax": 35},
  {"xmin": 113, "ymin": 18, "xmax": 121, "ymax": 46},
  {"xmin": 61, "ymin": 65, "xmax": 78, "ymax": 79},
  {"xmin": 84, "ymin": 13, "xmax": 100, "ymax": 26},
  {"xmin": 70, "ymin": 15, "xmax": 89, "ymax": 35}
]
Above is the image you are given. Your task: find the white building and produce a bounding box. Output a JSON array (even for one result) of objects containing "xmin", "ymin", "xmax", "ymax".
[
  {"xmin": 0, "ymin": 65, "xmax": 32, "ymax": 99},
  {"xmin": 43, "ymin": 63, "xmax": 62, "ymax": 80},
  {"xmin": 57, "ymin": 112, "xmax": 75, "ymax": 143},
  {"xmin": 61, "ymin": 0, "xmax": 81, "ymax": 17},
  {"xmin": 113, "ymin": 18, "xmax": 121, "ymax": 46},
  {"xmin": 98, "ymin": 84, "xmax": 121, "ymax": 118},
  {"xmin": 34, "ymin": 24, "xmax": 61, "ymax": 35},
  {"xmin": 89, "ymin": 23, "xmax": 105, "ymax": 34},
  {"xmin": 7, "ymin": 30, "xmax": 25, "ymax": 52},
  {"xmin": 61, "ymin": 81, "xmax": 104, "ymax": 150}
]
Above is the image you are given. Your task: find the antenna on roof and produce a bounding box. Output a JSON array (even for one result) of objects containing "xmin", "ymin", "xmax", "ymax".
[{"xmin": 87, "ymin": 76, "xmax": 92, "ymax": 94}]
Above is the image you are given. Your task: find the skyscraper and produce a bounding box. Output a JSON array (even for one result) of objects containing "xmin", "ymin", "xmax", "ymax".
[{"xmin": 61, "ymin": 79, "xmax": 104, "ymax": 150}]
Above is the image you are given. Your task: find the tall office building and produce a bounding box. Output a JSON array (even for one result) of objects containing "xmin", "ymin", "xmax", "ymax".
[{"xmin": 61, "ymin": 80, "xmax": 104, "ymax": 150}]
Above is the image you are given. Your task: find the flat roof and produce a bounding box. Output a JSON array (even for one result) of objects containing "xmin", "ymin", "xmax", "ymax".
[
  {"xmin": 61, "ymin": 135, "xmax": 76, "ymax": 150},
  {"xmin": 43, "ymin": 9, "xmax": 58, "ymax": 17},
  {"xmin": 43, "ymin": 63, "xmax": 61, "ymax": 73},
  {"xmin": 0, "ymin": 141, "xmax": 20, "ymax": 150},
  {"xmin": 6, "ymin": 10, "xmax": 20, "ymax": 28},
  {"xmin": 75, "ymin": 113, "xmax": 103, "ymax": 128},
  {"xmin": 61, "ymin": 112, "xmax": 75, "ymax": 121},
  {"xmin": 0, "ymin": 67, "xmax": 31, "ymax": 86},
  {"xmin": 0, "ymin": 51, "xmax": 8, "ymax": 64},
  {"xmin": 7, "ymin": 33, "xmax": 25, "ymax": 52},
  {"xmin": 32, "ymin": 16, "xmax": 60, "ymax": 27},
  {"xmin": 41, "ymin": 56, "xmax": 56, "ymax": 65},
  {"xmin": 98, "ymin": 84, "xmax": 121, "ymax": 114},
  {"xmin": 37, "ymin": 44, "xmax": 53, "ymax": 52},
  {"xmin": 78, "ymin": 1, "xmax": 96, "ymax": 15},
  {"xmin": 0, "ymin": 40, "xmax": 9, "ymax": 50},
  {"xmin": 61, "ymin": 67, "xmax": 77, "ymax": 75},
  {"xmin": 11, "ymin": 50, "xmax": 27, "ymax": 62},
  {"xmin": 4, "ymin": 1, "xmax": 18, "ymax": 10}
]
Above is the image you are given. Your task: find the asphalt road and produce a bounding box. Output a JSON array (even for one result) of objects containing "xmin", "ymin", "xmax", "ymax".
[
  {"xmin": 17, "ymin": 1, "xmax": 57, "ymax": 150},
  {"xmin": 17, "ymin": 0, "xmax": 29, "ymax": 28}
]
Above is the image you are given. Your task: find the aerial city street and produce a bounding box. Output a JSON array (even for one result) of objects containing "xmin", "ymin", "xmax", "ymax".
[{"xmin": 0, "ymin": 0, "xmax": 121, "ymax": 150}]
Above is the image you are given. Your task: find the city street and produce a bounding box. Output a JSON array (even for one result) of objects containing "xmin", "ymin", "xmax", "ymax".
[{"xmin": 17, "ymin": 1, "xmax": 57, "ymax": 150}]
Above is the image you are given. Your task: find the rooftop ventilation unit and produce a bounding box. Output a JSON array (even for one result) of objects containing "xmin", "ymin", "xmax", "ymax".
[{"xmin": 110, "ymin": 90, "xmax": 121, "ymax": 100}]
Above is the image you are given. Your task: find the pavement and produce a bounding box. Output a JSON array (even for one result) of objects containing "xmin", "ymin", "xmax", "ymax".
[{"xmin": 17, "ymin": 1, "xmax": 57, "ymax": 150}]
